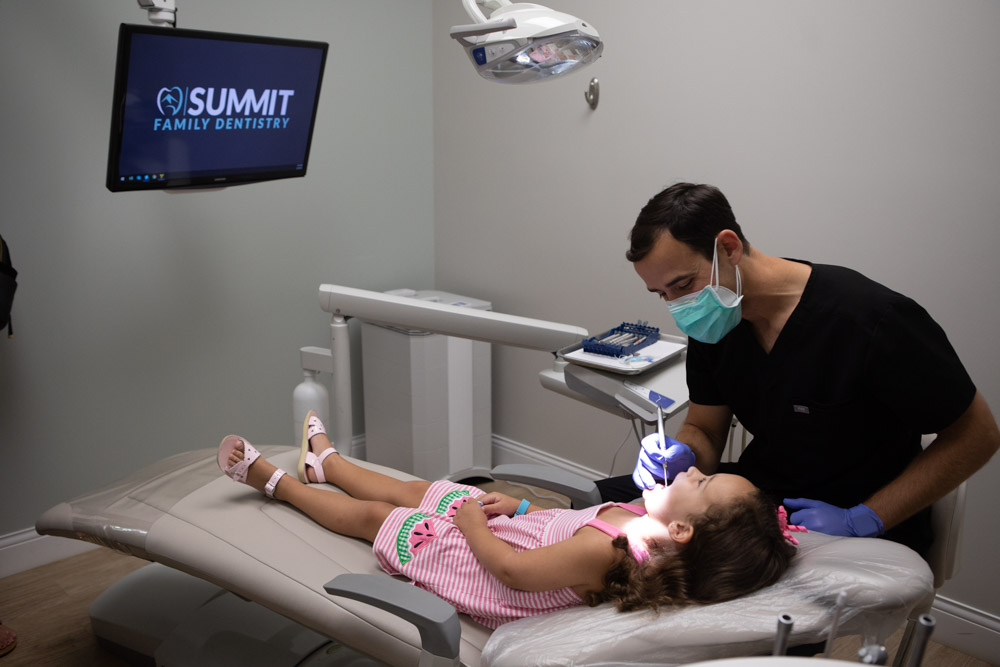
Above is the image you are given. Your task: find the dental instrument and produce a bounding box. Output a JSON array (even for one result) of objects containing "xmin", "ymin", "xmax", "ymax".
[
  {"xmin": 657, "ymin": 406, "xmax": 667, "ymax": 482},
  {"xmin": 583, "ymin": 322, "xmax": 660, "ymax": 358},
  {"xmin": 621, "ymin": 382, "xmax": 676, "ymax": 478}
]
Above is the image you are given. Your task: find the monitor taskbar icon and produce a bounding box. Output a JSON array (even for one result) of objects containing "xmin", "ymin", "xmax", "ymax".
[{"xmin": 121, "ymin": 173, "xmax": 167, "ymax": 183}]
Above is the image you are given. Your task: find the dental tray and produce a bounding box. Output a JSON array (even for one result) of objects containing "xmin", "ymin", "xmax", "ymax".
[
  {"xmin": 559, "ymin": 327, "xmax": 687, "ymax": 375},
  {"xmin": 581, "ymin": 321, "xmax": 659, "ymax": 357}
]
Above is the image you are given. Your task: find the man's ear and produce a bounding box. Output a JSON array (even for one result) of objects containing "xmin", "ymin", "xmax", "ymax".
[
  {"xmin": 667, "ymin": 520, "xmax": 694, "ymax": 544},
  {"xmin": 717, "ymin": 229, "xmax": 744, "ymax": 265}
]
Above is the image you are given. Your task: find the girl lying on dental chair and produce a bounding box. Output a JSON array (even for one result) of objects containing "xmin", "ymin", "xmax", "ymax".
[{"xmin": 219, "ymin": 412, "xmax": 797, "ymax": 630}]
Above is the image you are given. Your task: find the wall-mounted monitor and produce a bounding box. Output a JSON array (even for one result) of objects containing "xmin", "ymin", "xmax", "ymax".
[{"xmin": 106, "ymin": 24, "xmax": 328, "ymax": 192}]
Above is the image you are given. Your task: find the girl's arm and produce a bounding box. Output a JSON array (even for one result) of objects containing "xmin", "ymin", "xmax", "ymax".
[
  {"xmin": 453, "ymin": 498, "xmax": 616, "ymax": 592},
  {"xmin": 476, "ymin": 491, "xmax": 540, "ymax": 517}
]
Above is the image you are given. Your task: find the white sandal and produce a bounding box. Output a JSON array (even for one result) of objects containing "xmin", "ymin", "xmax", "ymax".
[{"xmin": 218, "ymin": 435, "xmax": 287, "ymax": 499}]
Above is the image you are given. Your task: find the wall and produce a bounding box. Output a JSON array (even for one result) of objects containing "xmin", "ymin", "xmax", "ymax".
[
  {"xmin": 2, "ymin": 0, "xmax": 998, "ymax": 658},
  {"xmin": 433, "ymin": 0, "xmax": 1000, "ymax": 659},
  {"xmin": 0, "ymin": 1, "xmax": 434, "ymax": 546}
]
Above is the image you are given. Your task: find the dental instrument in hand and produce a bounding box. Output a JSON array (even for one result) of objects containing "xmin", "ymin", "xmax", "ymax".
[{"xmin": 657, "ymin": 406, "xmax": 667, "ymax": 483}]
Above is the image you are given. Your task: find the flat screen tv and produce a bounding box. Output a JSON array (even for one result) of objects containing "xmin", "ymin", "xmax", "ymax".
[{"xmin": 107, "ymin": 24, "xmax": 328, "ymax": 192}]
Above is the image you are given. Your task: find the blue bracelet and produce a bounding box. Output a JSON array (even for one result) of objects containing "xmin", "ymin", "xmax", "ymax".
[{"xmin": 514, "ymin": 499, "xmax": 530, "ymax": 517}]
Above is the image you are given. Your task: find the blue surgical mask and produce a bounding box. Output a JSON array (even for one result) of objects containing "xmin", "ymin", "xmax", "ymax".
[{"xmin": 666, "ymin": 242, "xmax": 743, "ymax": 344}]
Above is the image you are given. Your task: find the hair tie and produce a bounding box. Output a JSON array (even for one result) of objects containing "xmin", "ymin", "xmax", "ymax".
[{"xmin": 777, "ymin": 505, "xmax": 808, "ymax": 546}]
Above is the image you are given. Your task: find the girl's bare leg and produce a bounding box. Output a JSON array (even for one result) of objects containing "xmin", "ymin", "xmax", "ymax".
[
  {"xmin": 230, "ymin": 441, "xmax": 392, "ymax": 542},
  {"xmin": 306, "ymin": 431, "xmax": 431, "ymax": 508}
]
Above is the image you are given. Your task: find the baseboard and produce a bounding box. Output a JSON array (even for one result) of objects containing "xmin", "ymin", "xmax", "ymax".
[
  {"xmin": 490, "ymin": 433, "xmax": 606, "ymax": 481},
  {"xmin": 0, "ymin": 526, "xmax": 98, "ymax": 579},
  {"xmin": 931, "ymin": 595, "xmax": 1000, "ymax": 664},
  {"xmin": 345, "ymin": 434, "xmax": 365, "ymax": 461}
]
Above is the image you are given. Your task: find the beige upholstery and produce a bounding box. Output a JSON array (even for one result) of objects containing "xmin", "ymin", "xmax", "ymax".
[{"xmin": 37, "ymin": 446, "xmax": 492, "ymax": 666}]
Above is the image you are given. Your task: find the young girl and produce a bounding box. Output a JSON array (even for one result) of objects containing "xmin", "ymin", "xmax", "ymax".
[{"xmin": 219, "ymin": 412, "xmax": 796, "ymax": 629}]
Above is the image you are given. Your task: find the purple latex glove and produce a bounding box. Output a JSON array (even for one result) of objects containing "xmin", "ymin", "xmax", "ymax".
[
  {"xmin": 632, "ymin": 433, "xmax": 696, "ymax": 490},
  {"xmin": 783, "ymin": 498, "xmax": 885, "ymax": 537}
]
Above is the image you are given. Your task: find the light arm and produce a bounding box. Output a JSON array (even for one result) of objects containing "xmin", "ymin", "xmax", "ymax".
[
  {"xmin": 136, "ymin": 0, "xmax": 176, "ymax": 27},
  {"xmin": 318, "ymin": 284, "xmax": 587, "ymax": 352},
  {"xmin": 316, "ymin": 283, "xmax": 587, "ymax": 452}
]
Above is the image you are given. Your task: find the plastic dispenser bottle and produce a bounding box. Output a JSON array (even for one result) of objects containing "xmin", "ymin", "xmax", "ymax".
[{"xmin": 292, "ymin": 369, "xmax": 329, "ymax": 446}]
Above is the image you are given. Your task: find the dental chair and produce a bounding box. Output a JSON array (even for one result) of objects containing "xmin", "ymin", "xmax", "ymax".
[
  {"xmin": 486, "ymin": 465, "xmax": 966, "ymax": 666},
  {"xmin": 36, "ymin": 445, "xmax": 943, "ymax": 667}
]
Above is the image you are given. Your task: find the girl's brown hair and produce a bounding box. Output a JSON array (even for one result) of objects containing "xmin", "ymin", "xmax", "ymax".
[{"xmin": 586, "ymin": 489, "xmax": 795, "ymax": 612}]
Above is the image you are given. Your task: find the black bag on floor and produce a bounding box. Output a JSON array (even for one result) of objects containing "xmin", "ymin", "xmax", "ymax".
[{"xmin": 1, "ymin": 234, "xmax": 17, "ymax": 337}]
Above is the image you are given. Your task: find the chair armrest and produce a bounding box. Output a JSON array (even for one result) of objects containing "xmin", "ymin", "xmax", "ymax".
[
  {"xmin": 490, "ymin": 464, "xmax": 603, "ymax": 509},
  {"xmin": 324, "ymin": 573, "xmax": 460, "ymax": 666}
]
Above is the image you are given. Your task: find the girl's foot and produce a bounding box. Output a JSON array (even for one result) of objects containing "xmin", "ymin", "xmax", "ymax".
[
  {"xmin": 219, "ymin": 435, "xmax": 287, "ymax": 498},
  {"xmin": 304, "ymin": 430, "xmax": 338, "ymax": 483},
  {"xmin": 297, "ymin": 411, "xmax": 340, "ymax": 483}
]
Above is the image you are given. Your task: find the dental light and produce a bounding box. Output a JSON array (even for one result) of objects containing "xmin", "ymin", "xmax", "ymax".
[{"xmin": 450, "ymin": 0, "xmax": 603, "ymax": 84}]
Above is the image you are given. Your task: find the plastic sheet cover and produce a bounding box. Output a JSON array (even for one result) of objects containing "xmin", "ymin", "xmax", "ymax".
[
  {"xmin": 482, "ymin": 531, "xmax": 934, "ymax": 666},
  {"xmin": 35, "ymin": 446, "xmax": 283, "ymax": 559}
]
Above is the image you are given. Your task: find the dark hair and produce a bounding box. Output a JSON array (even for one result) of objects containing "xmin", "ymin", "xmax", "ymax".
[
  {"xmin": 626, "ymin": 183, "xmax": 750, "ymax": 263},
  {"xmin": 586, "ymin": 489, "xmax": 795, "ymax": 612}
]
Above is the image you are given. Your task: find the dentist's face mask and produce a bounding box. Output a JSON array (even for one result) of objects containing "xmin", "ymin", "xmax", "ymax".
[{"xmin": 666, "ymin": 242, "xmax": 743, "ymax": 344}]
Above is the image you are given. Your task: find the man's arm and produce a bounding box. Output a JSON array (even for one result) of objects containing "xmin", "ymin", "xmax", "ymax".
[
  {"xmin": 675, "ymin": 401, "xmax": 734, "ymax": 474},
  {"xmin": 631, "ymin": 400, "xmax": 734, "ymax": 489},
  {"xmin": 866, "ymin": 391, "xmax": 1000, "ymax": 530}
]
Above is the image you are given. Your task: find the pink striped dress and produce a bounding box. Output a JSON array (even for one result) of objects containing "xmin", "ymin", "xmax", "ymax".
[{"xmin": 372, "ymin": 480, "xmax": 647, "ymax": 629}]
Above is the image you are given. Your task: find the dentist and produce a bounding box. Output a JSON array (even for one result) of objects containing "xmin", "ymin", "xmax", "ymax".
[{"xmin": 598, "ymin": 182, "xmax": 999, "ymax": 555}]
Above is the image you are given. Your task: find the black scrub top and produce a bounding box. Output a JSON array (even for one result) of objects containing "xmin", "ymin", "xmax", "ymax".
[{"xmin": 687, "ymin": 262, "xmax": 976, "ymax": 555}]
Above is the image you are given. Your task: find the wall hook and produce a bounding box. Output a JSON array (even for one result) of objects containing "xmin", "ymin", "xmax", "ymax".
[{"xmin": 584, "ymin": 77, "xmax": 600, "ymax": 110}]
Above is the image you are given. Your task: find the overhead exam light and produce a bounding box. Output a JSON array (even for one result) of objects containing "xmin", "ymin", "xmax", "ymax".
[{"xmin": 450, "ymin": 0, "xmax": 603, "ymax": 84}]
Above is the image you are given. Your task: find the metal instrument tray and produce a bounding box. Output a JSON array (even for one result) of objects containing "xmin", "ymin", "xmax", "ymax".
[{"xmin": 558, "ymin": 331, "xmax": 687, "ymax": 375}]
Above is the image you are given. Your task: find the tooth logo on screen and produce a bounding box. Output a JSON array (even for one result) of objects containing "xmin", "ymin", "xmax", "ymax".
[
  {"xmin": 157, "ymin": 87, "xmax": 185, "ymax": 116},
  {"xmin": 151, "ymin": 86, "xmax": 296, "ymax": 132}
]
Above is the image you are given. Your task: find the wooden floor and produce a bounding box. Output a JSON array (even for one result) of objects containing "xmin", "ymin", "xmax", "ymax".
[
  {"xmin": 0, "ymin": 548, "xmax": 147, "ymax": 667},
  {"xmin": 1, "ymin": 481, "xmax": 993, "ymax": 666}
]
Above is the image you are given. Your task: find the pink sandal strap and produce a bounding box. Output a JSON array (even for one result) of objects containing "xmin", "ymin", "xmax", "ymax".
[
  {"xmin": 307, "ymin": 414, "xmax": 326, "ymax": 439},
  {"xmin": 264, "ymin": 469, "xmax": 287, "ymax": 498},
  {"xmin": 303, "ymin": 447, "xmax": 337, "ymax": 483},
  {"xmin": 298, "ymin": 410, "xmax": 338, "ymax": 483},
  {"xmin": 219, "ymin": 435, "xmax": 260, "ymax": 484}
]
